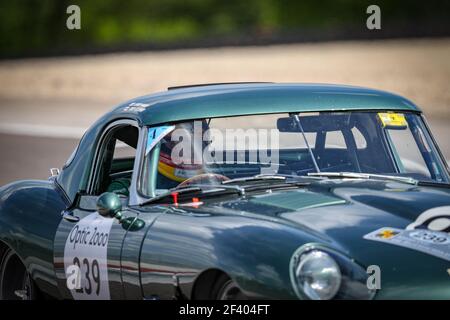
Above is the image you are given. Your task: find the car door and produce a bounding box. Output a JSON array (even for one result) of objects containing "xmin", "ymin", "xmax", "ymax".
[
  {"xmin": 53, "ymin": 120, "xmax": 143, "ymax": 300},
  {"xmin": 53, "ymin": 197, "xmax": 139, "ymax": 299}
]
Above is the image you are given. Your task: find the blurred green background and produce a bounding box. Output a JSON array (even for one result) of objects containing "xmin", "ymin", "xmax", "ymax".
[{"xmin": 1, "ymin": 0, "xmax": 449, "ymax": 58}]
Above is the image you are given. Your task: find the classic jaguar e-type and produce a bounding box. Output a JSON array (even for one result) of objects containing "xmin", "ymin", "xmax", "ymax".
[{"xmin": 0, "ymin": 83, "xmax": 449, "ymax": 300}]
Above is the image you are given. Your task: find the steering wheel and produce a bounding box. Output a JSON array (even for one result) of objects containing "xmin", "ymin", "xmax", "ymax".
[{"xmin": 178, "ymin": 173, "xmax": 230, "ymax": 188}]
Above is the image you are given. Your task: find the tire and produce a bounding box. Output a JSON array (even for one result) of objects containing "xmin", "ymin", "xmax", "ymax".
[
  {"xmin": 211, "ymin": 273, "xmax": 247, "ymax": 300},
  {"xmin": 0, "ymin": 249, "xmax": 36, "ymax": 300}
]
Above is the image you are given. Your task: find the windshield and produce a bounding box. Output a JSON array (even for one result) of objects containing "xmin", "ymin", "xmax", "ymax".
[{"xmin": 140, "ymin": 111, "xmax": 449, "ymax": 196}]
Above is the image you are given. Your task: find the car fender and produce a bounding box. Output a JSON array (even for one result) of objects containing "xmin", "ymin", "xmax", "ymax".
[
  {"xmin": 138, "ymin": 211, "xmax": 331, "ymax": 299},
  {"xmin": 0, "ymin": 180, "xmax": 67, "ymax": 298}
]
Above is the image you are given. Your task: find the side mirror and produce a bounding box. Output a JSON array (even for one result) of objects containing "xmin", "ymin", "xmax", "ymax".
[{"xmin": 97, "ymin": 192, "xmax": 122, "ymax": 219}]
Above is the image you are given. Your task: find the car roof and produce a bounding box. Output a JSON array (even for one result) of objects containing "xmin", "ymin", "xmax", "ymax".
[
  {"xmin": 57, "ymin": 82, "xmax": 422, "ymax": 204},
  {"xmin": 112, "ymin": 83, "xmax": 421, "ymax": 126}
]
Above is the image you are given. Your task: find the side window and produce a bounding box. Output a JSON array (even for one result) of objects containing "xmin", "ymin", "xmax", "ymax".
[
  {"xmin": 325, "ymin": 131, "xmax": 346, "ymax": 149},
  {"xmin": 113, "ymin": 141, "xmax": 136, "ymax": 160},
  {"xmin": 279, "ymin": 132, "xmax": 316, "ymax": 149},
  {"xmin": 386, "ymin": 128, "xmax": 430, "ymax": 177},
  {"xmin": 92, "ymin": 124, "xmax": 139, "ymax": 197},
  {"xmin": 351, "ymin": 127, "xmax": 367, "ymax": 149}
]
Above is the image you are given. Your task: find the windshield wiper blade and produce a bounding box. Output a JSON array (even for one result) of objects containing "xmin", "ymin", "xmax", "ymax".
[
  {"xmin": 186, "ymin": 179, "xmax": 310, "ymax": 197},
  {"xmin": 140, "ymin": 176, "xmax": 312, "ymax": 206},
  {"xmin": 417, "ymin": 180, "xmax": 450, "ymax": 188},
  {"xmin": 307, "ymin": 172, "xmax": 418, "ymax": 185},
  {"xmin": 182, "ymin": 183, "xmax": 246, "ymax": 196},
  {"xmin": 222, "ymin": 174, "xmax": 286, "ymax": 185}
]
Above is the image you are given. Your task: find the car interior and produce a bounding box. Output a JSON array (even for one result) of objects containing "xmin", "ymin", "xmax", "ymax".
[
  {"xmin": 93, "ymin": 112, "xmax": 436, "ymax": 200},
  {"xmin": 93, "ymin": 125, "xmax": 138, "ymax": 197}
]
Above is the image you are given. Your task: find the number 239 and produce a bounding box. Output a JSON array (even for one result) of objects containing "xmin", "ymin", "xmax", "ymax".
[{"xmin": 73, "ymin": 257, "xmax": 101, "ymax": 295}]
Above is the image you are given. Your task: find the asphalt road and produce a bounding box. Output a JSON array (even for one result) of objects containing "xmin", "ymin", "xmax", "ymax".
[
  {"xmin": 0, "ymin": 134, "xmax": 78, "ymax": 185},
  {"xmin": 0, "ymin": 118, "xmax": 448, "ymax": 186}
]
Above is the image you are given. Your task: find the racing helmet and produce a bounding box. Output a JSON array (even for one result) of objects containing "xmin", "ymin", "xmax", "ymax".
[{"xmin": 157, "ymin": 120, "xmax": 210, "ymax": 183}]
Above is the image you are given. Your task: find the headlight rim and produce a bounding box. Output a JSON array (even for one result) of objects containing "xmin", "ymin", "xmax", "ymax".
[
  {"xmin": 290, "ymin": 243, "xmax": 343, "ymax": 300},
  {"xmin": 296, "ymin": 250, "xmax": 342, "ymax": 300}
]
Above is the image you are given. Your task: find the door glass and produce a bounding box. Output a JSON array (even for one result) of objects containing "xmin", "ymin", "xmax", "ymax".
[
  {"xmin": 95, "ymin": 125, "xmax": 139, "ymax": 197},
  {"xmin": 325, "ymin": 131, "xmax": 346, "ymax": 149},
  {"xmin": 386, "ymin": 125, "xmax": 431, "ymax": 178}
]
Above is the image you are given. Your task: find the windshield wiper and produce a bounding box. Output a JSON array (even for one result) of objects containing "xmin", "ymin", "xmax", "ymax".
[
  {"xmin": 140, "ymin": 175, "xmax": 311, "ymax": 206},
  {"xmin": 140, "ymin": 184, "xmax": 245, "ymax": 206},
  {"xmin": 222, "ymin": 174, "xmax": 287, "ymax": 185},
  {"xmin": 416, "ymin": 180, "xmax": 450, "ymax": 188},
  {"xmin": 221, "ymin": 174, "xmax": 311, "ymax": 194},
  {"xmin": 307, "ymin": 172, "xmax": 418, "ymax": 185}
]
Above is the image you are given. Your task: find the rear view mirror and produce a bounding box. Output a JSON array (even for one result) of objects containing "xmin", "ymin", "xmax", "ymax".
[
  {"xmin": 277, "ymin": 117, "xmax": 298, "ymax": 132},
  {"xmin": 277, "ymin": 114, "xmax": 354, "ymax": 132}
]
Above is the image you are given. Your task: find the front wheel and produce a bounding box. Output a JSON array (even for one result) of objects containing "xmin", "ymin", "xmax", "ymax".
[
  {"xmin": 0, "ymin": 249, "xmax": 36, "ymax": 300},
  {"xmin": 212, "ymin": 274, "xmax": 247, "ymax": 300}
]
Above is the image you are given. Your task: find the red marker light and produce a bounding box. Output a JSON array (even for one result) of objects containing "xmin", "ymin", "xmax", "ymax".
[
  {"xmin": 192, "ymin": 197, "xmax": 200, "ymax": 208},
  {"xmin": 171, "ymin": 192, "xmax": 179, "ymax": 206}
]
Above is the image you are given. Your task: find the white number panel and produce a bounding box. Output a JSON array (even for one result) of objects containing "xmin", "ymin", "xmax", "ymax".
[{"xmin": 64, "ymin": 212, "xmax": 114, "ymax": 300}]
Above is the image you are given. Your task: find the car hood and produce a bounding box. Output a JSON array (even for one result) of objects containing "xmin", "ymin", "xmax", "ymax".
[{"xmin": 194, "ymin": 179, "xmax": 450, "ymax": 298}]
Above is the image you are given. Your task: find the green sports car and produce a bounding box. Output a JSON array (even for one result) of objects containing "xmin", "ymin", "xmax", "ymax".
[{"xmin": 0, "ymin": 83, "xmax": 449, "ymax": 300}]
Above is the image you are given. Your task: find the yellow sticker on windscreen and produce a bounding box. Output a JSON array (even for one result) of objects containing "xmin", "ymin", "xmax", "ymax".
[{"xmin": 377, "ymin": 112, "xmax": 407, "ymax": 129}]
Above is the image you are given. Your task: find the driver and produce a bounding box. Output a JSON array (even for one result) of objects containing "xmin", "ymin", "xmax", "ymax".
[
  {"xmin": 157, "ymin": 120, "xmax": 229, "ymax": 189},
  {"xmin": 157, "ymin": 121, "xmax": 207, "ymax": 189}
]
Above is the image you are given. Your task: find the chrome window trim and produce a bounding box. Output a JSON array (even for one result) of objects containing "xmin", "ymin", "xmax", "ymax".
[
  {"xmin": 129, "ymin": 126, "xmax": 148, "ymax": 206},
  {"xmin": 420, "ymin": 114, "xmax": 450, "ymax": 178},
  {"xmin": 132, "ymin": 124, "xmax": 175, "ymax": 204}
]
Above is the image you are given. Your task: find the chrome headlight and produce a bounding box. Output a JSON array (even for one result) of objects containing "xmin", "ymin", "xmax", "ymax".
[
  {"xmin": 294, "ymin": 250, "xmax": 341, "ymax": 300},
  {"xmin": 290, "ymin": 244, "xmax": 376, "ymax": 300}
]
